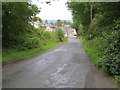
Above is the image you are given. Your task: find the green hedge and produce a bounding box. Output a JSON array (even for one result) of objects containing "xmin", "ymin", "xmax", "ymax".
[{"xmin": 81, "ymin": 19, "xmax": 120, "ymax": 83}]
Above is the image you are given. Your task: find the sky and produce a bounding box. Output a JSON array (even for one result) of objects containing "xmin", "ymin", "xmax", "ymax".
[{"xmin": 31, "ymin": 0, "xmax": 73, "ymax": 20}]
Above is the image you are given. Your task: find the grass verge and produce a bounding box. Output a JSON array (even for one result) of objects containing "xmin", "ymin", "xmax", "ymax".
[
  {"xmin": 2, "ymin": 42, "xmax": 59, "ymax": 64},
  {"xmin": 76, "ymin": 37, "xmax": 101, "ymax": 65},
  {"xmin": 78, "ymin": 37, "xmax": 120, "ymax": 84},
  {"xmin": 82, "ymin": 40, "xmax": 101, "ymax": 64}
]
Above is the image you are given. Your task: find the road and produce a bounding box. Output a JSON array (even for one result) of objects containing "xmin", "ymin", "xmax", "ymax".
[{"xmin": 3, "ymin": 37, "xmax": 118, "ymax": 88}]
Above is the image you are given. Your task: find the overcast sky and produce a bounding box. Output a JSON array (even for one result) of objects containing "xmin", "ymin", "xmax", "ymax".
[{"xmin": 31, "ymin": 0, "xmax": 73, "ymax": 20}]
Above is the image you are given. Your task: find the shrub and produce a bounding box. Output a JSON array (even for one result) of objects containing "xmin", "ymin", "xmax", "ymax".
[
  {"xmin": 115, "ymin": 75, "xmax": 120, "ymax": 83},
  {"xmin": 56, "ymin": 27, "xmax": 66, "ymax": 42},
  {"xmin": 82, "ymin": 19, "xmax": 120, "ymax": 82},
  {"xmin": 101, "ymin": 20, "xmax": 120, "ymax": 76}
]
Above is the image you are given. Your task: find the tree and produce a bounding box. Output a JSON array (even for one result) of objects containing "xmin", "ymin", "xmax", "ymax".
[
  {"xmin": 67, "ymin": 2, "xmax": 92, "ymax": 39},
  {"xmin": 56, "ymin": 27, "xmax": 64, "ymax": 42},
  {"xmin": 45, "ymin": 20, "xmax": 48, "ymax": 24},
  {"xmin": 57, "ymin": 19, "xmax": 61, "ymax": 23},
  {"xmin": 67, "ymin": 2, "xmax": 120, "ymax": 82},
  {"xmin": 32, "ymin": 17, "xmax": 42, "ymax": 26},
  {"xmin": 2, "ymin": 2, "xmax": 40, "ymax": 47}
]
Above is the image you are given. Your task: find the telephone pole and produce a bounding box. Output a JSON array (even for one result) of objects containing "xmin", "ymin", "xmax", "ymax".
[{"xmin": 90, "ymin": 2, "xmax": 92, "ymax": 40}]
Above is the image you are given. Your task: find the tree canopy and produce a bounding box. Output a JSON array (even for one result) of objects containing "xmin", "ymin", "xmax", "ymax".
[{"xmin": 2, "ymin": 2, "xmax": 40, "ymax": 47}]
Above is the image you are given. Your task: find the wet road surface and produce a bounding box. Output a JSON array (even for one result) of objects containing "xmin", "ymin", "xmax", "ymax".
[{"xmin": 3, "ymin": 37, "xmax": 118, "ymax": 88}]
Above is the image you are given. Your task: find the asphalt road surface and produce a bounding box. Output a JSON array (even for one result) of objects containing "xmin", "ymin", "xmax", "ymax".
[{"xmin": 3, "ymin": 37, "xmax": 118, "ymax": 88}]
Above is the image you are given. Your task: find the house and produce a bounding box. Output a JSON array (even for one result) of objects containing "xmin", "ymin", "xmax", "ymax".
[
  {"xmin": 44, "ymin": 24, "xmax": 57, "ymax": 32},
  {"xmin": 62, "ymin": 25, "xmax": 77, "ymax": 37}
]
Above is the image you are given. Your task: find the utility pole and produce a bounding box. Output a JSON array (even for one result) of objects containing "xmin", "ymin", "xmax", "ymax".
[{"xmin": 90, "ymin": 2, "xmax": 92, "ymax": 40}]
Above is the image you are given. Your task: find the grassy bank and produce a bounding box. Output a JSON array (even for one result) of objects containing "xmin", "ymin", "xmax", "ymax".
[
  {"xmin": 82, "ymin": 39, "xmax": 101, "ymax": 65},
  {"xmin": 2, "ymin": 42, "xmax": 59, "ymax": 63},
  {"xmin": 79, "ymin": 37, "xmax": 120, "ymax": 83},
  {"xmin": 2, "ymin": 25, "xmax": 68, "ymax": 64}
]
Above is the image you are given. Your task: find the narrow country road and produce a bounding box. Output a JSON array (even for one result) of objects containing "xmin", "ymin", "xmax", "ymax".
[{"xmin": 3, "ymin": 37, "xmax": 118, "ymax": 88}]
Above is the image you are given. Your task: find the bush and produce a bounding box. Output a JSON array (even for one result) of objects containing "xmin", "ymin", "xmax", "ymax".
[
  {"xmin": 100, "ymin": 20, "xmax": 120, "ymax": 76},
  {"xmin": 115, "ymin": 75, "xmax": 120, "ymax": 83},
  {"xmin": 82, "ymin": 19, "xmax": 120, "ymax": 82},
  {"xmin": 4, "ymin": 26, "xmax": 63, "ymax": 51},
  {"xmin": 56, "ymin": 27, "xmax": 67, "ymax": 42}
]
